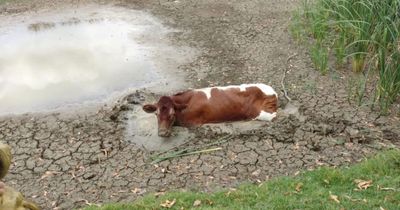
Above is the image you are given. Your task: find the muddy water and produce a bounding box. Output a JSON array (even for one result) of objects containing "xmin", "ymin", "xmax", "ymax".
[
  {"xmin": 0, "ymin": 6, "xmax": 195, "ymax": 115},
  {"xmin": 126, "ymin": 105, "xmax": 195, "ymax": 151}
]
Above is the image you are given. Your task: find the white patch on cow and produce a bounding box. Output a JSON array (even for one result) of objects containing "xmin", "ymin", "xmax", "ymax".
[
  {"xmin": 255, "ymin": 111, "xmax": 276, "ymax": 121},
  {"xmin": 198, "ymin": 87, "xmax": 213, "ymax": 99},
  {"xmin": 196, "ymin": 83, "xmax": 277, "ymax": 100},
  {"xmin": 252, "ymin": 83, "xmax": 277, "ymax": 97},
  {"xmin": 197, "ymin": 86, "xmax": 236, "ymax": 99}
]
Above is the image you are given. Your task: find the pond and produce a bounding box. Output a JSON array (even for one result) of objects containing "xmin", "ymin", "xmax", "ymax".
[{"xmin": 0, "ymin": 6, "xmax": 194, "ymax": 115}]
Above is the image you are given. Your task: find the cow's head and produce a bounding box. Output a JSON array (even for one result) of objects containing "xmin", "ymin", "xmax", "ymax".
[{"xmin": 142, "ymin": 96, "xmax": 186, "ymax": 137}]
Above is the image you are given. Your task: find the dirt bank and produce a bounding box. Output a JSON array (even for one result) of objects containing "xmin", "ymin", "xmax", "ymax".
[{"xmin": 0, "ymin": 0, "xmax": 399, "ymax": 209}]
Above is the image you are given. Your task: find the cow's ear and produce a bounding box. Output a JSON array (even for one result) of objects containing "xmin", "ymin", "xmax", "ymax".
[
  {"xmin": 142, "ymin": 104, "xmax": 157, "ymax": 113},
  {"xmin": 174, "ymin": 103, "xmax": 187, "ymax": 111}
]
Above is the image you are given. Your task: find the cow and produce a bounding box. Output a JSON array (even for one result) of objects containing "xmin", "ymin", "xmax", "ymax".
[{"xmin": 142, "ymin": 83, "xmax": 278, "ymax": 137}]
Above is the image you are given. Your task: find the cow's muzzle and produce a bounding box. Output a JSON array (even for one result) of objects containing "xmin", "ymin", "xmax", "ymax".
[{"xmin": 158, "ymin": 129, "xmax": 172, "ymax": 137}]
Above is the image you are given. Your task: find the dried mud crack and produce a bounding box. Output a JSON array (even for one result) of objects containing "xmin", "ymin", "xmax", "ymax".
[{"xmin": 1, "ymin": 0, "xmax": 399, "ymax": 209}]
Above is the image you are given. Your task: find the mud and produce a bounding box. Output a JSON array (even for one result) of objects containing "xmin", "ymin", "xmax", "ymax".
[
  {"xmin": 0, "ymin": 0, "xmax": 399, "ymax": 209},
  {"xmin": 125, "ymin": 101, "xmax": 195, "ymax": 152}
]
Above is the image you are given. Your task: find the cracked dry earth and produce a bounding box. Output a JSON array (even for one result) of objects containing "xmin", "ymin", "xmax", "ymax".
[{"xmin": 1, "ymin": 0, "xmax": 400, "ymax": 209}]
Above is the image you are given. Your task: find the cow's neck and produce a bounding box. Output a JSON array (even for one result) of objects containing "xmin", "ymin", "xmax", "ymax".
[
  {"xmin": 171, "ymin": 90, "xmax": 192, "ymax": 104},
  {"xmin": 171, "ymin": 90, "xmax": 194, "ymax": 126}
]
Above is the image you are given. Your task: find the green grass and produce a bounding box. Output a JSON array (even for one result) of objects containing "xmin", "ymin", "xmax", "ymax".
[
  {"xmin": 0, "ymin": 0, "xmax": 30, "ymax": 6},
  {"xmin": 291, "ymin": 0, "xmax": 400, "ymax": 114},
  {"xmin": 82, "ymin": 149, "xmax": 400, "ymax": 210},
  {"xmin": 310, "ymin": 42, "xmax": 329, "ymax": 74},
  {"xmin": 0, "ymin": 0, "xmax": 12, "ymax": 4}
]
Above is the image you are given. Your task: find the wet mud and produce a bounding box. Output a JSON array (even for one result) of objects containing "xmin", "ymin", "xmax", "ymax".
[{"xmin": 0, "ymin": 0, "xmax": 399, "ymax": 209}]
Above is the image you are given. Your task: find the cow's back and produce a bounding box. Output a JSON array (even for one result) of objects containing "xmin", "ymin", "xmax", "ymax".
[{"xmin": 176, "ymin": 84, "xmax": 277, "ymax": 125}]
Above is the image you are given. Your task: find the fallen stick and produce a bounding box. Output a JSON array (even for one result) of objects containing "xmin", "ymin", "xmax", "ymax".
[
  {"xmin": 150, "ymin": 134, "xmax": 232, "ymax": 162},
  {"xmin": 151, "ymin": 147, "xmax": 222, "ymax": 164},
  {"xmin": 281, "ymin": 53, "xmax": 298, "ymax": 102}
]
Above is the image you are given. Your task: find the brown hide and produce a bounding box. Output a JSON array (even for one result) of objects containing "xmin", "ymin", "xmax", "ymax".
[
  {"xmin": 171, "ymin": 86, "xmax": 277, "ymax": 126},
  {"xmin": 142, "ymin": 85, "xmax": 277, "ymax": 137}
]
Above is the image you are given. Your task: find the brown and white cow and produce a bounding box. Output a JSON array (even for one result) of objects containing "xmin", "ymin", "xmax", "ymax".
[{"xmin": 142, "ymin": 84, "xmax": 278, "ymax": 137}]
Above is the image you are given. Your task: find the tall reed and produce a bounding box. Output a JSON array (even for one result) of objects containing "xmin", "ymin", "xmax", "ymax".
[{"xmin": 294, "ymin": 0, "xmax": 400, "ymax": 113}]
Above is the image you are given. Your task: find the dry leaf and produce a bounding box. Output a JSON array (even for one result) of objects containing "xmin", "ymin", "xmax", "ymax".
[
  {"xmin": 131, "ymin": 188, "xmax": 140, "ymax": 193},
  {"xmin": 225, "ymin": 188, "xmax": 237, "ymax": 196},
  {"xmin": 380, "ymin": 187, "xmax": 396, "ymax": 191},
  {"xmin": 40, "ymin": 171, "xmax": 61, "ymax": 180},
  {"xmin": 251, "ymin": 169, "xmax": 261, "ymax": 177},
  {"xmin": 329, "ymin": 194, "xmax": 340, "ymax": 203},
  {"xmin": 78, "ymin": 199, "xmax": 101, "ymax": 207},
  {"xmin": 155, "ymin": 192, "xmax": 166, "ymax": 197},
  {"xmin": 380, "ymin": 207, "xmax": 386, "ymax": 210},
  {"xmin": 206, "ymin": 199, "xmax": 213, "ymax": 205},
  {"xmin": 354, "ymin": 179, "xmax": 373, "ymax": 190},
  {"xmin": 295, "ymin": 183, "xmax": 303, "ymax": 192},
  {"xmin": 160, "ymin": 199, "xmax": 176, "ymax": 208},
  {"xmin": 344, "ymin": 195, "xmax": 358, "ymax": 202},
  {"xmin": 193, "ymin": 200, "xmax": 201, "ymax": 207}
]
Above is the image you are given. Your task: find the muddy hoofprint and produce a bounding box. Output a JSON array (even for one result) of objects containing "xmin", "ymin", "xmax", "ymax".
[{"xmin": 142, "ymin": 84, "xmax": 278, "ymax": 137}]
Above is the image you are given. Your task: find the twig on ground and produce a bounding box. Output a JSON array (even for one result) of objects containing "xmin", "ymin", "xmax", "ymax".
[
  {"xmin": 150, "ymin": 134, "xmax": 232, "ymax": 158},
  {"xmin": 150, "ymin": 134, "xmax": 233, "ymax": 164},
  {"xmin": 281, "ymin": 53, "xmax": 298, "ymax": 102}
]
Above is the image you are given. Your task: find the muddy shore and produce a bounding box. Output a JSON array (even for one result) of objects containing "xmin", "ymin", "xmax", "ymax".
[{"xmin": 1, "ymin": 0, "xmax": 399, "ymax": 209}]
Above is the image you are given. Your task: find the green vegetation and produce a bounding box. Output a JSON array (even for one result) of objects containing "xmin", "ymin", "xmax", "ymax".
[
  {"xmin": 0, "ymin": 0, "xmax": 11, "ymax": 4},
  {"xmin": 290, "ymin": 0, "xmax": 400, "ymax": 114},
  {"xmin": 0, "ymin": 0, "xmax": 27, "ymax": 6},
  {"xmin": 83, "ymin": 149, "xmax": 400, "ymax": 210}
]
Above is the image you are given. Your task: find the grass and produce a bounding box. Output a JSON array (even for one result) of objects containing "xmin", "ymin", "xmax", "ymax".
[
  {"xmin": 82, "ymin": 149, "xmax": 400, "ymax": 210},
  {"xmin": 0, "ymin": 0, "xmax": 30, "ymax": 6},
  {"xmin": 0, "ymin": 0, "xmax": 12, "ymax": 4},
  {"xmin": 310, "ymin": 42, "xmax": 329, "ymax": 74},
  {"xmin": 291, "ymin": 0, "xmax": 400, "ymax": 114}
]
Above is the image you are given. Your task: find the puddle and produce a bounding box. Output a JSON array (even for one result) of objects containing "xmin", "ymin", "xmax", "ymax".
[
  {"xmin": 126, "ymin": 105, "xmax": 195, "ymax": 152},
  {"xmin": 0, "ymin": 6, "xmax": 196, "ymax": 115},
  {"xmin": 125, "ymin": 106, "xmax": 267, "ymax": 152},
  {"xmin": 125, "ymin": 102, "xmax": 304, "ymax": 152},
  {"xmin": 124, "ymin": 92, "xmax": 270, "ymax": 152}
]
